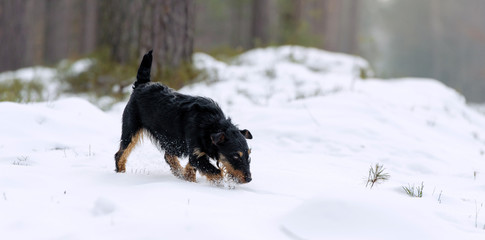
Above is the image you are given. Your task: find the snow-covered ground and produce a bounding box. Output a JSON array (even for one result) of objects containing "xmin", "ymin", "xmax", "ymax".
[{"xmin": 1, "ymin": 46, "xmax": 485, "ymax": 239}]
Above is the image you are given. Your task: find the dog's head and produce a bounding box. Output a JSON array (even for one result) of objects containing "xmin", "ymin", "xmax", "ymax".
[{"xmin": 211, "ymin": 128, "xmax": 253, "ymax": 183}]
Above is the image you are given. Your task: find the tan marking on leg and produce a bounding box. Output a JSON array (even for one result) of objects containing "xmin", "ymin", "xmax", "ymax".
[
  {"xmin": 193, "ymin": 148, "xmax": 206, "ymax": 158},
  {"xmin": 248, "ymin": 148, "xmax": 251, "ymax": 155},
  {"xmin": 116, "ymin": 130, "xmax": 144, "ymax": 173},
  {"xmin": 183, "ymin": 162, "xmax": 197, "ymax": 182},
  {"xmin": 192, "ymin": 148, "xmax": 221, "ymax": 183},
  {"xmin": 164, "ymin": 153, "xmax": 183, "ymax": 178}
]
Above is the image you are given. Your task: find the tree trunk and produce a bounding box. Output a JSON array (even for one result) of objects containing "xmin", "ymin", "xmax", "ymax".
[
  {"xmin": 144, "ymin": 0, "xmax": 195, "ymax": 86},
  {"xmin": 250, "ymin": 0, "xmax": 270, "ymax": 47},
  {"xmin": 82, "ymin": 0, "xmax": 97, "ymax": 54},
  {"xmin": 98, "ymin": 0, "xmax": 195, "ymax": 86},
  {"xmin": 280, "ymin": 0, "xmax": 302, "ymax": 44},
  {"xmin": 0, "ymin": 0, "xmax": 28, "ymax": 71}
]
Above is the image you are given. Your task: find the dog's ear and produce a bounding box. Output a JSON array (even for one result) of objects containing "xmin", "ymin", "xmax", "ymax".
[
  {"xmin": 211, "ymin": 132, "xmax": 225, "ymax": 145},
  {"xmin": 240, "ymin": 129, "xmax": 253, "ymax": 139}
]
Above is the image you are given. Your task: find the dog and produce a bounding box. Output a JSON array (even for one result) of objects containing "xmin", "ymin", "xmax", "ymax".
[{"xmin": 114, "ymin": 50, "xmax": 253, "ymax": 184}]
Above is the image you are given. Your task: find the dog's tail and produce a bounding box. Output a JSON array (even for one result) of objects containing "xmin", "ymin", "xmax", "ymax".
[{"xmin": 133, "ymin": 50, "xmax": 153, "ymax": 89}]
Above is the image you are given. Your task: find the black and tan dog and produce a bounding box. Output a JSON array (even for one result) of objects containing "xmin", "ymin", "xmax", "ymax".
[{"xmin": 114, "ymin": 50, "xmax": 253, "ymax": 183}]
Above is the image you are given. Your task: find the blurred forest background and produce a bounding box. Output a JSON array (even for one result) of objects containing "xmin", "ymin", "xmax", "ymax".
[{"xmin": 1, "ymin": 0, "xmax": 485, "ymax": 102}]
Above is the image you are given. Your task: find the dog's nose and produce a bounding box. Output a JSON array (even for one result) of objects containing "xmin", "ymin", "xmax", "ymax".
[{"xmin": 245, "ymin": 174, "xmax": 252, "ymax": 183}]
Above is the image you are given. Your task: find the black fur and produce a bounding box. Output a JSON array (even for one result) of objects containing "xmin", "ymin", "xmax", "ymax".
[{"xmin": 115, "ymin": 50, "xmax": 253, "ymax": 183}]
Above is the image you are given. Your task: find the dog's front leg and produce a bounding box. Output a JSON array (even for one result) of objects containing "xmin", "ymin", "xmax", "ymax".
[
  {"xmin": 183, "ymin": 162, "xmax": 197, "ymax": 182},
  {"xmin": 188, "ymin": 153, "xmax": 223, "ymax": 183}
]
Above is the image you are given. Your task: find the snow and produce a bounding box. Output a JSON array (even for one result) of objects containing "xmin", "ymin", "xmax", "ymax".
[
  {"xmin": 0, "ymin": 66, "xmax": 59, "ymax": 101},
  {"xmin": 67, "ymin": 59, "xmax": 95, "ymax": 74},
  {"xmin": 187, "ymin": 46, "xmax": 372, "ymax": 107},
  {"xmin": 0, "ymin": 67, "xmax": 56, "ymax": 83},
  {"xmin": 0, "ymin": 58, "xmax": 94, "ymax": 103},
  {"xmin": 1, "ymin": 46, "xmax": 485, "ymax": 239}
]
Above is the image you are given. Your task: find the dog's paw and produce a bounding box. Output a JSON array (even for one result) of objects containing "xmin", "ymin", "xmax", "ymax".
[
  {"xmin": 204, "ymin": 172, "xmax": 224, "ymax": 184},
  {"xmin": 183, "ymin": 165, "xmax": 197, "ymax": 182}
]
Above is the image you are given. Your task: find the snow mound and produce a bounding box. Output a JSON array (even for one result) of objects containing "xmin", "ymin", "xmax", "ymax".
[
  {"xmin": 0, "ymin": 58, "xmax": 95, "ymax": 103},
  {"xmin": 0, "ymin": 67, "xmax": 56, "ymax": 83},
  {"xmin": 0, "ymin": 98, "xmax": 117, "ymax": 154},
  {"xmin": 184, "ymin": 45, "xmax": 372, "ymax": 107},
  {"xmin": 235, "ymin": 45, "xmax": 371, "ymax": 75},
  {"xmin": 0, "ymin": 67, "xmax": 58, "ymax": 101},
  {"xmin": 280, "ymin": 192, "xmax": 468, "ymax": 240}
]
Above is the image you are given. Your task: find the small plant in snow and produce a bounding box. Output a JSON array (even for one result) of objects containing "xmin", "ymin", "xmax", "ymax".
[
  {"xmin": 475, "ymin": 200, "xmax": 483, "ymax": 229},
  {"xmin": 264, "ymin": 68, "xmax": 276, "ymax": 79},
  {"xmin": 402, "ymin": 182, "xmax": 424, "ymax": 198},
  {"xmin": 13, "ymin": 156, "xmax": 30, "ymax": 166},
  {"xmin": 432, "ymin": 187, "xmax": 443, "ymax": 204},
  {"xmin": 366, "ymin": 163, "xmax": 390, "ymax": 188}
]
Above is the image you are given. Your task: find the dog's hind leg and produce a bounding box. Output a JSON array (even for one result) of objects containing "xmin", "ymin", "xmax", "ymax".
[
  {"xmin": 164, "ymin": 153, "xmax": 184, "ymax": 179},
  {"xmin": 114, "ymin": 121, "xmax": 143, "ymax": 173},
  {"xmin": 115, "ymin": 104, "xmax": 143, "ymax": 172},
  {"xmin": 115, "ymin": 130, "xmax": 143, "ymax": 172}
]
